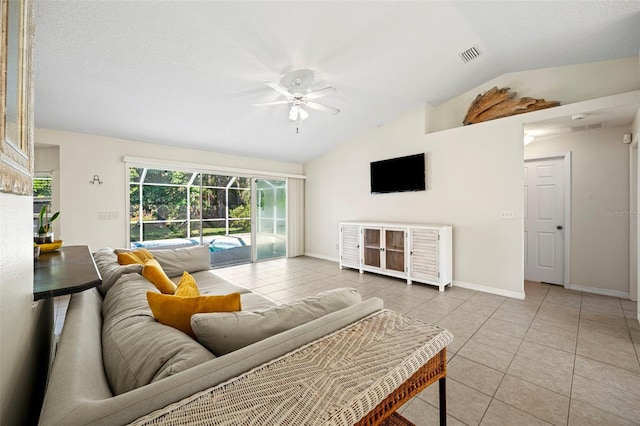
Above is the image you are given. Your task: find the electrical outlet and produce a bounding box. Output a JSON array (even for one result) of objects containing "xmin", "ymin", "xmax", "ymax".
[
  {"xmin": 109, "ymin": 211, "xmax": 119, "ymax": 220},
  {"xmin": 500, "ymin": 210, "xmax": 515, "ymax": 219},
  {"xmin": 98, "ymin": 211, "xmax": 109, "ymax": 220}
]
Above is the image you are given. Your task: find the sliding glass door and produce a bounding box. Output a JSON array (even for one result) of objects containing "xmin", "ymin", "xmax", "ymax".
[
  {"xmin": 253, "ymin": 178, "xmax": 287, "ymax": 261},
  {"xmin": 128, "ymin": 166, "xmax": 288, "ymax": 266}
]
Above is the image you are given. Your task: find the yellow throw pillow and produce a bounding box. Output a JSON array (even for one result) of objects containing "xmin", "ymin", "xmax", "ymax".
[
  {"xmin": 174, "ymin": 272, "xmax": 200, "ymax": 297},
  {"xmin": 133, "ymin": 248, "xmax": 155, "ymax": 263},
  {"xmin": 147, "ymin": 292, "xmax": 241, "ymax": 338},
  {"xmin": 142, "ymin": 259, "xmax": 177, "ymax": 294},
  {"xmin": 117, "ymin": 248, "xmax": 155, "ymax": 265}
]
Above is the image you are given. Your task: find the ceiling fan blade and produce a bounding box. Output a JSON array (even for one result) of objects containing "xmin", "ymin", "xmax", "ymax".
[
  {"xmin": 251, "ymin": 100, "xmax": 291, "ymax": 107},
  {"xmin": 305, "ymin": 101, "xmax": 340, "ymax": 115},
  {"xmin": 264, "ymin": 81, "xmax": 293, "ymax": 99},
  {"xmin": 304, "ymin": 86, "xmax": 336, "ymax": 100}
]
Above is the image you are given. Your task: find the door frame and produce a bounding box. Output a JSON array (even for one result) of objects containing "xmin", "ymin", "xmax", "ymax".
[
  {"xmin": 630, "ymin": 139, "xmax": 638, "ymax": 303},
  {"xmin": 524, "ymin": 152, "xmax": 572, "ymax": 288}
]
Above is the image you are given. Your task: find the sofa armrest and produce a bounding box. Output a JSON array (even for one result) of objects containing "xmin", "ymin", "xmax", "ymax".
[
  {"xmin": 39, "ymin": 296, "xmax": 383, "ymax": 426},
  {"xmin": 38, "ymin": 289, "xmax": 113, "ymax": 425}
]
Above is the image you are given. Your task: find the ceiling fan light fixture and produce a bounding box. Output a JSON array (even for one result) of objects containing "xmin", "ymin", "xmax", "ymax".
[
  {"xmin": 289, "ymin": 105, "xmax": 309, "ymax": 122},
  {"xmin": 299, "ymin": 107, "xmax": 309, "ymax": 121},
  {"xmin": 289, "ymin": 105, "xmax": 299, "ymax": 121}
]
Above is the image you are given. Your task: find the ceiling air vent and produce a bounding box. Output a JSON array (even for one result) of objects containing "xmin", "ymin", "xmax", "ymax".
[{"xmin": 459, "ymin": 46, "xmax": 480, "ymax": 63}]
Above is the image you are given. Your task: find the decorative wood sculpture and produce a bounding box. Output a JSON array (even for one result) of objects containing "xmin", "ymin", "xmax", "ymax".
[{"xmin": 463, "ymin": 86, "xmax": 560, "ymax": 125}]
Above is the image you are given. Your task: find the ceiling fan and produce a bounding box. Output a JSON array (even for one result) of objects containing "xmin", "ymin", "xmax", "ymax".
[{"xmin": 254, "ymin": 69, "xmax": 340, "ymax": 123}]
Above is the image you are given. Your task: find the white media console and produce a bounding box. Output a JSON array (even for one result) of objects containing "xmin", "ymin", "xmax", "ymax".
[{"xmin": 339, "ymin": 222, "xmax": 452, "ymax": 292}]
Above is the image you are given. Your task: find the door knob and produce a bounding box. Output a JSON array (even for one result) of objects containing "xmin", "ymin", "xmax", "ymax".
[{"xmin": 556, "ymin": 225, "xmax": 563, "ymax": 230}]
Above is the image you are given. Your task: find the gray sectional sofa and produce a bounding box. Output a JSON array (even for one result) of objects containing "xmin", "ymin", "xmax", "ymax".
[{"xmin": 38, "ymin": 245, "xmax": 383, "ymax": 426}]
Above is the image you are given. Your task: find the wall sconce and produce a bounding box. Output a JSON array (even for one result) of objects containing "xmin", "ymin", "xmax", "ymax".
[{"xmin": 90, "ymin": 175, "xmax": 103, "ymax": 185}]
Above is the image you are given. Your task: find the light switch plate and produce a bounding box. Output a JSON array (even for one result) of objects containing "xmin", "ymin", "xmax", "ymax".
[{"xmin": 500, "ymin": 210, "xmax": 515, "ymax": 219}]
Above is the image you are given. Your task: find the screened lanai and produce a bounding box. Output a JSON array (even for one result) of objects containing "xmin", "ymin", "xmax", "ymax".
[{"xmin": 128, "ymin": 167, "xmax": 287, "ymax": 267}]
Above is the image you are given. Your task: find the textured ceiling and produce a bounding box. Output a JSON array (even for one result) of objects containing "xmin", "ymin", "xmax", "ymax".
[{"xmin": 34, "ymin": 1, "xmax": 640, "ymax": 163}]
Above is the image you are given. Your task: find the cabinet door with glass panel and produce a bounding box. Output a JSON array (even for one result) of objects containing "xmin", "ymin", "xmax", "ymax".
[
  {"xmin": 362, "ymin": 226, "xmax": 408, "ymax": 278},
  {"xmin": 384, "ymin": 228, "xmax": 406, "ymax": 274}
]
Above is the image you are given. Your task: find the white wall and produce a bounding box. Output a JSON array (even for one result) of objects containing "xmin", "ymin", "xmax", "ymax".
[
  {"xmin": 305, "ymin": 106, "xmax": 526, "ymax": 298},
  {"xmin": 429, "ymin": 57, "xmax": 639, "ymax": 132},
  {"xmin": 0, "ymin": 193, "xmax": 52, "ymax": 424},
  {"xmin": 34, "ymin": 129, "xmax": 303, "ymax": 251},
  {"xmin": 525, "ymin": 125, "xmax": 631, "ymax": 296}
]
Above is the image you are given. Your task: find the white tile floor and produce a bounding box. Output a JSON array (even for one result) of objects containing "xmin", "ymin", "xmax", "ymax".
[{"xmin": 55, "ymin": 256, "xmax": 640, "ymax": 425}]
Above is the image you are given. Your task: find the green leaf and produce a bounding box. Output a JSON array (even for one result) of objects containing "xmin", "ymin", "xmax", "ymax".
[{"xmin": 39, "ymin": 205, "xmax": 46, "ymax": 223}]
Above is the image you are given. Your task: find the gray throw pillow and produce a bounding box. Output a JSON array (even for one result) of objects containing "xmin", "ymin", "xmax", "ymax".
[
  {"xmin": 191, "ymin": 288, "xmax": 362, "ymax": 356},
  {"xmin": 93, "ymin": 248, "xmax": 143, "ymax": 297},
  {"xmin": 149, "ymin": 245, "xmax": 211, "ymax": 278}
]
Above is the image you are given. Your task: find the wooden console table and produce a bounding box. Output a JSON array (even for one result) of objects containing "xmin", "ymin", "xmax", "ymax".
[
  {"xmin": 34, "ymin": 245, "xmax": 102, "ymax": 300},
  {"xmin": 132, "ymin": 310, "xmax": 453, "ymax": 426}
]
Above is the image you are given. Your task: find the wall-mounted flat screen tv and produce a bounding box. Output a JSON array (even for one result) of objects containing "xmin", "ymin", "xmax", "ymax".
[{"xmin": 370, "ymin": 153, "xmax": 425, "ymax": 194}]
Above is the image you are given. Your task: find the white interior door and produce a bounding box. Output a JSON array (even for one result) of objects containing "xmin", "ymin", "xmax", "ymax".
[{"xmin": 524, "ymin": 157, "xmax": 565, "ymax": 285}]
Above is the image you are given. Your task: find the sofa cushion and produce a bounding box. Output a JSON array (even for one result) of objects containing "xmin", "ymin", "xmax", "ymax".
[
  {"xmin": 147, "ymin": 291, "xmax": 241, "ymax": 338},
  {"xmin": 150, "ymin": 245, "xmax": 211, "ymax": 278},
  {"xmin": 93, "ymin": 248, "xmax": 143, "ymax": 297},
  {"xmin": 240, "ymin": 293, "xmax": 278, "ymax": 311},
  {"xmin": 191, "ymin": 288, "xmax": 362, "ymax": 356},
  {"xmin": 142, "ymin": 259, "xmax": 177, "ymax": 294},
  {"xmin": 179, "ymin": 270, "xmax": 252, "ymax": 295},
  {"xmin": 102, "ymin": 274, "xmax": 215, "ymax": 395}
]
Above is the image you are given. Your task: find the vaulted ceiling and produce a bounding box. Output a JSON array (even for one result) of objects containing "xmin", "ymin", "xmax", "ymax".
[{"xmin": 34, "ymin": 1, "xmax": 640, "ymax": 163}]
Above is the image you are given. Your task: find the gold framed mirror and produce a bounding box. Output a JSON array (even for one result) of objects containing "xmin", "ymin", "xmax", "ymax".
[{"xmin": 0, "ymin": 0, "xmax": 34, "ymax": 195}]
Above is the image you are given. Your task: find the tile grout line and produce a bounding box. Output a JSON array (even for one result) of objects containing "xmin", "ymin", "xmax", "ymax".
[
  {"xmin": 462, "ymin": 290, "xmax": 530, "ymax": 425},
  {"xmin": 565, "ymin": 292, "xmax": 583, "ymax": 426},
  {"xmin": 621, "ymin": 297, "xmax": 640, "ymax": 370}
]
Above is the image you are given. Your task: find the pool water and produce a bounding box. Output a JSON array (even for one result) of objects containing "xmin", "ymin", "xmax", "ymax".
[{"xmin": 209, "ymin": 236, "xmax": 246, "ymax": 252}]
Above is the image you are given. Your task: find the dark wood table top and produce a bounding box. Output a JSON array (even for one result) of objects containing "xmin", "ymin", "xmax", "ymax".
[{"xmin": 33, "ymin": 245, "xmax": 102, "ymax": 300}]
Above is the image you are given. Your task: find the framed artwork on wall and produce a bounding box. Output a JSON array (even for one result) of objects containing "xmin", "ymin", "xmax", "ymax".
[{"xmin": 0, "ymin": 0, "xmax": 34, "ymax": 196}]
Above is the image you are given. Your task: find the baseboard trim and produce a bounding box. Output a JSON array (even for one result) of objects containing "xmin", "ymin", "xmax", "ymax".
[
  {"xmin": 565, "ymin": 284, "xmax": 630, "ymax": 299},
  {"xmin": 454, "ymin": 280, "xmax": 525, "ymax": 300},
  {"xmin": 303, "ymin": 252, "xmax": 339, "ymax": 263}
]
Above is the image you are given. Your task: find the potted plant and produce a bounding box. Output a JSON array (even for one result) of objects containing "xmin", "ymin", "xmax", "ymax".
[{"xmin": 35, "ymin": 205, "xmax": 59, "ymax": 244}]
